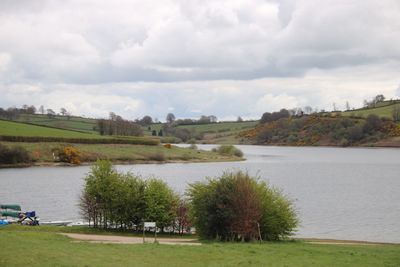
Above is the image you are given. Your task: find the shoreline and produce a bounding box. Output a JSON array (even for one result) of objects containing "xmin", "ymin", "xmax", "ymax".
[
  {"xmin": 296, "ymin": 237, "xmax": 400, "ymax": 246},
  {"xmin": 0, "ymin": 157, "xmax": 245, "ymax": 169}
]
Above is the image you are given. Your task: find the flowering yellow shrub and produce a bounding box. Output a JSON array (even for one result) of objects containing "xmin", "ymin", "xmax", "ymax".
[
  {"xmin": 163, "ymin": 143, "xmax": 172, "ymax": 149},
  {"xmin": 58, "ymin": 146, "xmax": 81, "ymax": 165}
]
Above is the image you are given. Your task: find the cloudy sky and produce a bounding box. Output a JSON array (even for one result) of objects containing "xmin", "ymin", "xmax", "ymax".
[{"xmin": 1, "ymin": 0, "xmax": 399, "ymax": 121}]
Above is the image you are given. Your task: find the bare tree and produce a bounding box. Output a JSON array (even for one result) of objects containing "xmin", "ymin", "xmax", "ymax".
[
  {"xmin": 392, "ymin": 105, "xmax": 400, "ymax": 121},
  {"xmin": 345, "ymin": 101, "xmax": 351, "ymax": 111},
  {"xmin": 60, "ymin": 107, "xmax": 67, "ymax": 116},
  {"xmin": 39, "ymin": 105, "xmax": 45, "ymax": 114},
  {"xmin": 304, "ymin": 106, "xmax": 313, "ymax": 115}
]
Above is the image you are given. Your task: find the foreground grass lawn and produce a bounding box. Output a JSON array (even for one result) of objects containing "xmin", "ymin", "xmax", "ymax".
[{"xmin": 0, "ymin": 227, "xmax": 399, "ymax": 267}]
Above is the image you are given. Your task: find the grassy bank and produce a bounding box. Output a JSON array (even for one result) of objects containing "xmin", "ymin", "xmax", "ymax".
[
  {"xmin": 341, "ymin": 101, "xmax": 400, "ymax": 119},
  {"xmin": 0, "ymin": 226, "xmax": 399, "ymax": 267},
  {"xmin": 0, "ymin": 142, "xmax": 241, "ymax": 166}
]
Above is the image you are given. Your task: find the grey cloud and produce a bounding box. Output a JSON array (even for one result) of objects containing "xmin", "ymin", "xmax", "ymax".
[{"xmin": 0, "ymin": 0, "xmax": 399, "ymax": 84}]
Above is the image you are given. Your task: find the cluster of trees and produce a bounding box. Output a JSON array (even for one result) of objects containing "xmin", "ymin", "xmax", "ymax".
[
  {"xmin": 0, "ymin": 143, "xmax": 31, "ymax": 164},
  {"xmin": 79, "ymin": 160, "xmax": 187, "ymax": 232},
  {"xmin": 165, "ymin": 113, "xmax": 218, "ymax": 126},
  {"xmin": 363, "ymin": 94, "xmax": 386, "ymax": 109},
  {"xmin": 0, "ymin": 105, "xmax": 73, "ymax": 120},
  {"xmin": 0, "ymin": 105, "xmax": 36, "ymax": 120},
  {"xmin": 260, "ymin": 109, "xmax": 291, "ymax": 124},
  {"xmin": 135, "ymin": 115, "xmax": 153, "ymax": 126},
  {"xmin": 96, "ymin": 112, "xmax": 143, "ymax": 136},
  {"xmin": 162, "ymin": 125, "xmax": 203, "ymax": 142},
  {"xmin": 257, "ymin": 114, "xmax": 392, "ymax": 146},
  {"xmin": 80, "ymin": 161, "xmax": 298, "ymax": 241}
]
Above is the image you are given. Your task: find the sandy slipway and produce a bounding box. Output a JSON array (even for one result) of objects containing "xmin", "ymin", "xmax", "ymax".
[{"xmin": 61, "ymin": 233, "xmax": 201, "ymax": 246}]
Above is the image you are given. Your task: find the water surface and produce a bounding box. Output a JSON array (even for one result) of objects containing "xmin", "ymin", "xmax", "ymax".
[{"xmin": 1, "ymin": 145, "xmax": 399, "ymax": 243}]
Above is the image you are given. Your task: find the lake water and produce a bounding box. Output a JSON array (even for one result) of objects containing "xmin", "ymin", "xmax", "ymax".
[{"xmin": 1, "ymin": 145, "xmax": 399, "ymax": 243}]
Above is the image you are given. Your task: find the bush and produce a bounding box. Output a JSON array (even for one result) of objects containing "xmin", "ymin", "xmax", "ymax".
[
  {"xmin": 160, "ymin": 137, "xmax": 182, "ymax": 144},
  {"xmin": 147, "ymin": 152, "xmax": 166, "ymax": 161},
  {"xmin": 0, "ymin": 143, "xmax": 31, "ymax": 164},
  {"xmin": 163, "ymin": 143, "xmax": 172, "ymax": 149},
  {"xmin": 187, "ymin": 171, "xmax": 298, "ymax": 241},
  {"xmin": 57, "ymin": 146, "xmax": 81, "ymax": 165},
  {"xmin": 189, "ymin": 144, "xmax": 198, "ymax": 150},
  {"xmin": 213, "ymin": 145, "xmax": 243, "ymax": 157}
]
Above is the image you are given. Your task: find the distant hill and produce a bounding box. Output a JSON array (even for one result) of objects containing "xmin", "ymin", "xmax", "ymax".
[
  {"xmin": 341, "ymin": 100, "xmax": 400, "ymax": 119},
  {"xmin": 145, "ymin": 120, "xmax": 258, "ymax": 144}
]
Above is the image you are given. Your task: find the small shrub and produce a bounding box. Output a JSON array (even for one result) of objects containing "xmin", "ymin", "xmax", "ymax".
[
  {"xmin": 57, "ymin": 146, "xmax": 81, "ymax": 165},
  {"xmin": 161, "ymin": 137, "xmax": 182, "ymax": 144},
  {"xmin": 213, "ymin": 145, "xmax": 243, "ymax": 157},
  {"xmin": 148, "ymin": 152, "xmax": 166, "ymax": 161},
  {"xmin": 0, "ymin": 143, "xmax": 31, "ymax": 164},
  {"xmin": 163, "ymin": 143, "xmax": 172, "ymax": 149},
  {"xmin": 181, "ymin": 153, "xmax": 191, "ymax": 161},
  {"xmin": 189, "ymin": 144, "xmax": 198, "ymax": 150}
]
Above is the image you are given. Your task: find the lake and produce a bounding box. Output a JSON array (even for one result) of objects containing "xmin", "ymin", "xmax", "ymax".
[{"xmin": 1, "ymin": 145, "xmax": 399, "ymax": 243}]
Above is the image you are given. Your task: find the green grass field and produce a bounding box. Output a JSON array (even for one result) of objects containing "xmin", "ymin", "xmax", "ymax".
[
  {"xmin": 0, "ymin": 226, "xmax": 399, "ymax": 267},
  {"xmin": 342, "ymin": 101, "xmax": 400, "ymax": 119},
  {"xmin": 10, "ymin": 114, "xmax": 258, "ymax": 144},
  {"xmin": 0, "ymin": 119, "xmax": 100, "ymax": 138},
  {"xmin": 176, "ymin": 121, "xmax": 258, "ymax": 133},
  {"xmin": 16, "ymin": 114, "xmax": 97, "ymax": 133}
]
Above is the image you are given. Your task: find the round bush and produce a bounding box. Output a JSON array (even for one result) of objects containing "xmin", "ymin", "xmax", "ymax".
[{"xmin": 187, "ymin": 171, "xmax": 298, "ymax": 241}]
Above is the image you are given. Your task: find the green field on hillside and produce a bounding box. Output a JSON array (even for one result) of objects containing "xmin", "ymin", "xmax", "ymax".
[
  {"xmin": 16, "ymin": 114, "xmax": 97, "ymax": 133},
  {"xmin": 342, "ymin": 101, "xmax": 400, "ymax": 119},
  {"xmin": 0, "ymin": 120, "xmax": 100, "ymax": 138},
  {"xmin": 176, "ymin": 121, "xmax": 258, "ymax": 133},
  {"xmin": 0, "ymin": 226, "xmax": 399, "ymax": 267}
]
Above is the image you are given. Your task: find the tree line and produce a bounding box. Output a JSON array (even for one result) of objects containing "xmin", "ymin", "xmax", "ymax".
[
  {"xmin": 96, "ymin": 112, "xmax": 143, "ymax": 136},
  {"xmin": 80, "ymin": 160, "xmax": 298, "ymax": 241}
]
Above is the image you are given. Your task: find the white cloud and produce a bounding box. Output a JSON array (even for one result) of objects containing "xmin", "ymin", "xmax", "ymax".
[
  {"xmin": 0, "ymin": 0, "xmax": 399, "ymax": 119},
  {"xmin": 256, "ymin": 93, "xmax": 300, "ymax": 113}
]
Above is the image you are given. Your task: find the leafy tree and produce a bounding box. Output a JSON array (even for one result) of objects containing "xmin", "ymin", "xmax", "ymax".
[
  {"xmin": 166, "ymin": 113, "xmax": 176, "ymax": 124},
  {"xmin": 140, "ymin": 115, "xmax": 153, "ymax": 125},
  {"xmin": 144, "ymin": 179, "xmax": 178, "ymax": 231}
]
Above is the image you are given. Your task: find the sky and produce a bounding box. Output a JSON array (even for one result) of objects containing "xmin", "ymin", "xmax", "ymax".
[{"xmin": 0, "ymin": 0, "xmax": 399, "ymax": 121}]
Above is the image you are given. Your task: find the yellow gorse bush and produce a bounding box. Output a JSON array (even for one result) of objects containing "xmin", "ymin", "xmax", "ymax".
[{"xmin": 58, "ymin": 146, "xmax": 81, "ymax": 165}]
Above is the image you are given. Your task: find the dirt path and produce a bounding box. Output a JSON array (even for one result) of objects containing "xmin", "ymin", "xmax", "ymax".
[{"xmin": 61, "ymin": 233, "xmax": 201, "ymax": 246}]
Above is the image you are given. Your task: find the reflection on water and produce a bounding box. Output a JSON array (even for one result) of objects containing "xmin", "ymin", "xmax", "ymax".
[{"xmin": 1, "ymin": 145, "xmax": 399, "ymax": 243}]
